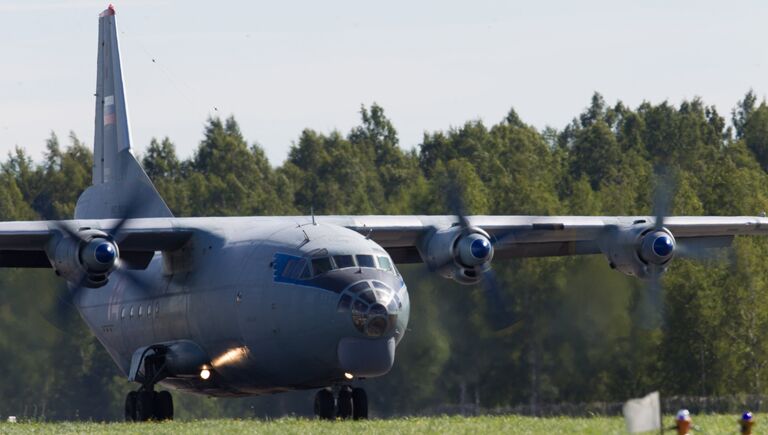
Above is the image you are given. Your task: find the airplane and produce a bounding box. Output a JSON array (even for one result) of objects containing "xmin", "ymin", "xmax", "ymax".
[{"xmin": 4, "ymin": 4, "xmax": 768, "ymax": 422}]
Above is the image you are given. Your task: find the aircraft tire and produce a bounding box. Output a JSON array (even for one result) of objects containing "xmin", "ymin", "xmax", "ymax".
[
  {"xmin": 352, "ymin": 388, "xmax": 368, "ymax": 420},
  {"xmin": 336, "ymin": 386, "xmax": 353, "ymax": 419},
  {"xmin": 314, "ymin": 388, "xmax": 335, "ymax": 420},
  {"xmin": 154, "ymin": 391, "xmax": 174, "ymax": 421},
  {"xmin": 124, "ymin": 391, "xmax": 137, "ymax": 421},
  {"xmin": 135, "ymin": 390, "xmax": 156, "ymax": 421}
]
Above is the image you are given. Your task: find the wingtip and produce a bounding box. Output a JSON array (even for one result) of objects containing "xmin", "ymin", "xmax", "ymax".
[{"xmin": 99, "ymin": 4, "xmax": 116, "ymax": 17}]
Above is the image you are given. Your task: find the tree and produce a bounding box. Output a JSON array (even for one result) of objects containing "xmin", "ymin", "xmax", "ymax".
[
  {"xmin": 733, "ymin": 90, "xmax": 757, "ymax": 139},
  {"xmin": 742, "ymin": 103, "xmax": 768, "ymax": 171},
  {"xmin": 570, "ymin": 120, "xmax": 621, "ymax": 190}
]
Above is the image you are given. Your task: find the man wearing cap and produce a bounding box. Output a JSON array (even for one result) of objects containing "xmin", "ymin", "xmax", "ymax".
[
  {"xmin": 740, "ymin": 411, "xmax": 754, "ymax": 435},
  {"xmin": 675, "ymin": 409, "xmax": 693, "ymax": 435}
]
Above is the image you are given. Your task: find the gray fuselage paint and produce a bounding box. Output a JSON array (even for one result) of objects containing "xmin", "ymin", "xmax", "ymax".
[{"xmin": 75, "ymin": 219, "xmax": 410, "ymax": 397}]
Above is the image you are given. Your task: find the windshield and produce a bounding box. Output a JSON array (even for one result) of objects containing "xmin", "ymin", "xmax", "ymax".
[
  {"xmin": 274, "ymin": 252, "xmax": 398, "ymax": 280},
  {"xmin": 356, "ymin": 255, "xmax": 376, "ymax": 268}
]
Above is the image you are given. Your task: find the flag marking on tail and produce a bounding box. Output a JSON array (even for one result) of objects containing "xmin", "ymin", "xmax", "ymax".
[{"xmin": 103, "ymin": 95, "xmax": 116, "ymax": 125}]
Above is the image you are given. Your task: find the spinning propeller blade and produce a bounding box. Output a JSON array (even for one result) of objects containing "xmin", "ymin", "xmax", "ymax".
[
  {"xmin": 50, "ymin": 192, "xmax": 157, "ymax": 302},
  {"xmin": 636, "ymin": 168, "xmax": 678, "ymax": 328},
  {"xmin": 447, "ymin": 182, "xmax": 523, "ymax": 333}
]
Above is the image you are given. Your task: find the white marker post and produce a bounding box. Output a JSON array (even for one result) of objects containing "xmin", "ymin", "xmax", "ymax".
[{"xmin": 623, "ymin": 391, "xmax": 661, "ymax": 434}]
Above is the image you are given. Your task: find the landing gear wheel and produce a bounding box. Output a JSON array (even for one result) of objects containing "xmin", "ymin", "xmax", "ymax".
[
  {"xmin": 154, "ymin": 391, "xmax": 174, "ymax": 421},
  {"xmin": 135, "ymin": 390, "xmax": 156, "ymax": 421},
  {"xmin": 124, "ymin": 391, "xmax": 137, "ymax": 422},
  {"xmin": 352, "ymin": 387, "xmax": 368, "ymax": 420},
  {"xmin": 336, "ymin": 386, "xmax": 353, "ymax": 419},
  {"xmin": 314, "ymin": 388, "xmax": 335, "ymax": 420}
]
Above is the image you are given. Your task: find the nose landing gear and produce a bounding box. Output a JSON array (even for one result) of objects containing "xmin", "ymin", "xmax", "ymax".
[{"xmin": 314, "ymin": 386, "xmax": 368, "ymax": 420}]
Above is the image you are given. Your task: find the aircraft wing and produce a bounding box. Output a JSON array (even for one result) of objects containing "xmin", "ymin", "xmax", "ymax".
[
  {"xmin": 323, "ymin": 215, "xmax": 768, "ymax": 263},
  {"xmin": 0, "ymin": 214, "xmax": 763, "ymax": 267},
  {"xmin": 0, "ymin": 220, "xmax": 192, "ymax": 268}
]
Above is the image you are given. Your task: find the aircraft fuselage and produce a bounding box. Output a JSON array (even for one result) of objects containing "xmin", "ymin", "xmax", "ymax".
[{"xmin": 75, "ymin": 217, "xmax": 411, "ymax": 396}]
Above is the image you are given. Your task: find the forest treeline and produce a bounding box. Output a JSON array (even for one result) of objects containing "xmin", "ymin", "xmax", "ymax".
[{"xmin": 2, "ymin": 91, "xmax": 768, "ymax": 420}]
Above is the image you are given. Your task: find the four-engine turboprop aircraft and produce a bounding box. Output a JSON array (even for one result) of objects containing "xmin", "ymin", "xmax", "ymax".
[{"xmin": 5, "ymin": 4, "xmax": 768, "ymax": 421}]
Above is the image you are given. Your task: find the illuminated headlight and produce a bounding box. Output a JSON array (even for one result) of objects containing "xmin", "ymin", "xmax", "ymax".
[
  {"xmin": 344, "ymin": 372, "xmax": 354, "ymax": 380},
  {"xmin": 200, "ymin": 368, "xmax": 211, "ymax": 380}
]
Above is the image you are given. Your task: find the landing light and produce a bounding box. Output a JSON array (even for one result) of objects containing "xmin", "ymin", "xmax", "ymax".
[
  {"xmin": 200, "ymin": 368, "xmax": 211, "ymax": 380},
  {"xmin": 344, "ymin": 372, "xmax": 354, "ymax": 380}
]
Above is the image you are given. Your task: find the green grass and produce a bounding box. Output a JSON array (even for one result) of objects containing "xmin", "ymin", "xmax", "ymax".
[{"xmin": 0, "ymin": 414, "xmax": 753, "ymax": 434}]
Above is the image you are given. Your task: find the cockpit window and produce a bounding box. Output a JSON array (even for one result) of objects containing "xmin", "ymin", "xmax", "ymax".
[
  {"xmin": 276, "ymin": 251, "xmax": 398, "ymax": 285},
  {"xmin": 273, "ymin": 255, "xmax": 310, "ymax": 280},
  {"xmin": 377, "ymin": 256, "xmax": 393, "ymax": 272},
  {"xmin": 299, "ymin": 263, "xmax": 311, "ymax": 279},
  {"xmin": 278, "ymin": 257, "xmax": 308, "ymax": 280},
  {"xmin": 334, "ymin": 255, "xmax": 355, "ymax": 269},
  {"xmin": 356, "ymin": 255, "xmax": 376, "ymax": 268},
  {"xmin": 311, "ymin": 257, "xmax": 334, "ymax": 276}
]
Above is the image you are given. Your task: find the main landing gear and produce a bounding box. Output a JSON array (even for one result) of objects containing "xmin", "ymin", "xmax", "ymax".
[
  {"xmin": 124, "ymin": 389, "xmax": 174, "ymax": 421},
  {"xmin": 124, "ymin": 350, "xmax": 174, "ymax": 422},
  {"xmin": 314, "ymin": 386, "xmax": 368, "ymax": 420}
]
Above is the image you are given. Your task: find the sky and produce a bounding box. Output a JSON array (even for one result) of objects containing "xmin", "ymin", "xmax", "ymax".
[{"xmin": 1, "ymin": 0, "xmax": 767, "ymax": 166}]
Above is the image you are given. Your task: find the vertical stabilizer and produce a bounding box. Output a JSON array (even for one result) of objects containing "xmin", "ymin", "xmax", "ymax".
[{"xmin": 75, "ymin": 5, "xmax": 173, "ymax": 219}]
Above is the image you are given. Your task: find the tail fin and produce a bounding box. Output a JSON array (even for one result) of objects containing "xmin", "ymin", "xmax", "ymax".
[{"xmin": 75, "ymin": 5, "xmax": 173, "ymax": 219}]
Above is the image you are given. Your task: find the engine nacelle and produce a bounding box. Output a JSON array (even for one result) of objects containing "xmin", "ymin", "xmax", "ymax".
[
  {"xmin": 47, "ymin": 229, "xmax": 119, "ymax": 288},
  {"xmin": 600, "ymin": 226, "xmax": 676, "ymax": 279},
  {"xmin": 421, "ymin": 226, "xmax": 494, "ymax": 285}
]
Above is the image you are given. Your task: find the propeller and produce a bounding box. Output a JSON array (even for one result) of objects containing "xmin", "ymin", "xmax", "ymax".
[
  {"xmin": 445, "ymin": 182, "xmax": 523, "ymax": 333},
  {"xmin": 638, "ymin": 167, "xmax": 727, "ymax": 327},
  {"xmin": 45, "ymin": 194, "xmax": 157, "ymax": 332},
  {"xmin": 640, "ymin": 168, "xmax": 676, "ymax": 326}
]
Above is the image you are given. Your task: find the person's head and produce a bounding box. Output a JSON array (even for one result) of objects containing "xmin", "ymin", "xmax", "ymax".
[{"xmin": 676, "ymin": 409, "xmax": 691, "ymax": 422}]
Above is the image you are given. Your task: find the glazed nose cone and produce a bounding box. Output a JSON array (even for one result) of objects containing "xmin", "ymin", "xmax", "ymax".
[{"xmin": 338, "ymin": 280, "xmax": 401, "ymax": 338}]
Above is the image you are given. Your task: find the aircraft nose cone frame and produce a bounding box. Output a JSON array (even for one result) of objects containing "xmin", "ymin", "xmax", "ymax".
[{"xmin": 337, "ymin": 279, "xmax": 402, "ymax": 338}]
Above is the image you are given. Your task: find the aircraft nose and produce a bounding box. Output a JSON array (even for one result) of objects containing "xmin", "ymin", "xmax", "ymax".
[{"xmin": 337, "ymin": 279, "xmax": 402, "ymax": 338}]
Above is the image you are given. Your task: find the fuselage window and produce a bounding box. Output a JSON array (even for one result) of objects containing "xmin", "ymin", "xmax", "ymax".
[
  {"xmin": 121, "ymin": 308, "xmax": 126, "ymax": 320},
  {"xmin": 356, "ymin": 255, "xmax": 376, "ymax": 268},
  {"xmin": 155, "ymin": 303, "xmax": 159, "ymax": 316},
  {"xmin": 138, "ymin": 305, "xmax": 143, "ymax": 318},
  {"xmin": 333, "ymin": 255, "xmax": 355, "ymax": 269},
  {"xmin": 377, "ymin": 256, "xmax": 394, "ymax": 273},
  {"xmin": 129, "ymin": 306, "xmax": 134, "ymax": 319},
  {"xmin": 147, "ymin": 304, "xmax": 152, "ymax": 318},
  {"xmin": 312, "ymin": 257, "xmax": 334, "ymax": 276}
]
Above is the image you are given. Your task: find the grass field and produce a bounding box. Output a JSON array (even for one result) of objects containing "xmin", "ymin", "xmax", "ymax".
[{"xmin": 0, "ymin": 414, "xmax": 754, "ymax": 434}]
